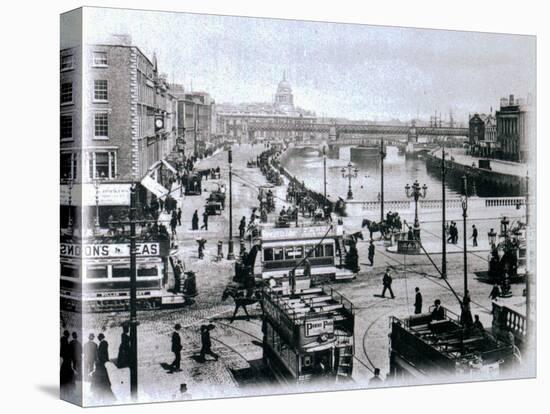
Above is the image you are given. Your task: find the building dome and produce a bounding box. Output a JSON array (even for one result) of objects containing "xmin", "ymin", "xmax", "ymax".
[{"xmin": 277, "ymin": 78, "xmax": 292, "ymax": 93}]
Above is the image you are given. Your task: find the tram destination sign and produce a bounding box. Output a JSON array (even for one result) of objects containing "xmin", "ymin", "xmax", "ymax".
[{"xmin": 61, "ymin": 242, "xmax": 160, "ymax": 259}]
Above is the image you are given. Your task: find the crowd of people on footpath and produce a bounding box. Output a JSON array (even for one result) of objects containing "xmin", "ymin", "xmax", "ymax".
[{"xmin": 444, "ymin": 221, "xmax": 478, "ymax": 246}]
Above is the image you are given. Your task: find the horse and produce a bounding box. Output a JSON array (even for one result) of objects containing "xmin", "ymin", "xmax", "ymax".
[
  {"xmin": 362, "ymin": 219, "xmax": 389, "ymax": 240},
  {"xmin": 221, "ymin": 284, "xmax": 263, "ymax": 323}
]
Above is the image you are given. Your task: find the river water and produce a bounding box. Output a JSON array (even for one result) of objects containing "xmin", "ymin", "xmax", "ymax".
[{"xmin": 282, "ymin": 146, "xmax": 463, "ymax": 202}]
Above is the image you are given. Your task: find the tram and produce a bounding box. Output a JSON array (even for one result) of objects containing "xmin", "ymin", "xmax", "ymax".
[
  {"xmin": 256, "ymin": 226, "xmax": 355, "ymax": 283},
  {"xmin": 60, "ymin": 238, "xmax": 170, "ymax": 312},
  {"xmin": 262, "ymin": 285, "xmax": 355, "ymax": 383}
]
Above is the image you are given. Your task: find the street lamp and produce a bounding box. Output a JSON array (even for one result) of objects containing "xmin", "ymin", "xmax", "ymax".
[
  {"xmin": 380, "ymin": 139, "xmax": 386, "ymax": 222},
  {"xmin": 460, "ymin": 175, "xmax": 472, "ymax": 326},
  {"xmin": 341, "ymin": 162, "xmax": 358, "ymax": 200},
  {"xmin": 404, "ymin": 180, "xmax": 428, "ymax": 240},
  {"xmin": 227, "ymin": 149, "xmax": 235, "ymax": 260},
  {"xmin": 322, "ymin": 146, "xmax": 327, "ymax": 203},
  {"xmin": 500, "ymin": 216, "xmax": 510, "ymax": 239},
  {"xmin": 488, "ymin": 228, "xmax": 497, "ymax": 248},
  {"xmin": 441, "ymin": 144, "xmax": 447, "ymax": 279},
  {"xmin": 93, "ymin": 172, "xmax": 106, "ymax": 231}
]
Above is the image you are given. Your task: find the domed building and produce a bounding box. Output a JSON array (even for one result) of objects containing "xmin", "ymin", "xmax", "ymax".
[{"xmin": 274, "ymin": 71, "xmax": 295, "ymax": 114}]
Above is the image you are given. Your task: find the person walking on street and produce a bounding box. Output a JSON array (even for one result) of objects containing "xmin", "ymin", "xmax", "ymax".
[
  {"xmin": 116, "ymin": 324, "xmax": 131, "ymax": 369},
  {"xmin": 70, "ymin": 332, "xmax": 82, "ymax": 379},
  {"xmin": 368, "ymin": 241, "xmax": 375, "ymax": 266},
  {"xmin": 170, "ymin": 215, "xmax": 178, "ymax": 237},
  {"xmin": 197, "ymin": 238, "xmax": 207, "ymax": 259},
  {"xmin": 368, "ymin": 368, "xmax": 383, "ymax": 386},
  {"xmin": 201, "ymin": 210, "xmax": 209, "ymax": 230},
  {"xmin": 381, "ymin": 268, "xmax": 395, "ymax": 299},
  {"xmin": 91, "ymin": 333, "xmax": 115, "ymax": 402},
  {"xmin": 192, "ymin": 210, "xmax": 199, "ymax": 231},
  {"xmin": 83, "ymin": 333, "xmax": 98, "ymax": 380},
  {"xmin": 177, "ymin": 208, "xmax": 182, "ymax": 226},
  {"xmin": 170, "ymin": 324, "xmax": 182, "ymax": 372},
  {"xmin": 199, "ymin": 324, "xmax": 219, "ymax": 362},
  {"xmin": 489, "ymin": 283, "xmax": 501, "ymax": 301},
  {"xmin": 239, "ymin": 216, "xmax": 246, "ymax": 239},
  {"xmin": 414, "ymin": 287, "xmax": 423, "ymax": 314},
  {"xmin": 431, "ymin": 299, "xmax": 445, "ymax": 321},
  {"xmin": 471, "ymin": 225, "xmax": 478, "ymax": 247},
  {"xmin": 60, "ymin": 330, "xmax": 75, "ymax": 394}
]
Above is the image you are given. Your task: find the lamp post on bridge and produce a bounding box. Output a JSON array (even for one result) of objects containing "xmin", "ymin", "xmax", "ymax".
[
  {"xmin": 380, "ymin": 138, "xmax": 386, "ymax": 222},
  {"xmin": 460, "ymin": 175, "xmax": 473, "ymax": 326},
  {"xmin": 341, "ymin": 162, "xmax": 358, "ymax": 200},
  {"xmin": 404, "ymin": 180, "xmax": 427, "ymax": 240}
]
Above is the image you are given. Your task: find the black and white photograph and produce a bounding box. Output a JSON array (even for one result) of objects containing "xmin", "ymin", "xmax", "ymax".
[{"xmin": 56, "ymin": 5, "xmax": 539, "ymax": 407}]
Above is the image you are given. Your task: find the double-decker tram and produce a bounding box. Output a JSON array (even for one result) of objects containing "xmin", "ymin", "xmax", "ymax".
[
  {"xmin": 262, "ymin": 284, "xmax": 355, "ymax": 384},
  {"xmin": 60, "ymin": 236, "xmax": 170, "ymax": 312}
]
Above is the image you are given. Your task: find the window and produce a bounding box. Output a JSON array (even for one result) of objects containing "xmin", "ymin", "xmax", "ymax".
[
  {"xmin": 94, "ymin": 80, "xmax": 108, "ymax": 101},
  {"xmin": 112, "ymin": 266, "xmax": 130, "ymax": 278},
  {"xmin": 138, "ymin": 264, "xmax": 158, "ymax": 277},
  {"xmin": 324, "ymin": 244, "xmax": 334, "ymax": 257},
  {"xmin": 60, "ymin": 152, "xmax": 77, "ymax": 180},
  {"xmin": 61, "ymin": 263, "xmax": 80, "ymax": 279},
  {"xmin": 315, "ymin": 244, "xmax": 324, "ymax": 257},
  {"xmin": 264, "ymin": 248, "xmax": 274, "ymax": 262},
  {"xmin": 93, "ymin": 51, "xmax": 108, "ymax": 66},
  {"xmin": 60, "ymin": 115, "xmax": 72, "ymax": 140},
  {"xmin": 94, "ymin": 112, "xmax": 108, "ymax": 137},
  {"xmin": 86, "ymin": 265, "xmax": 108, "ymax": 279},
  {"xmin": 60, "ymin": 82, "xmax": 72, "ymax": 104},
  {"xmin": 87, "ymin": 151, "xmax": 116, "ymax": 179},
  {"xmin": 273, "ymin": 247, "xmax": 284, "ymax": 261},
  {"xmin": 61, "ymin": 55, "xmax": 74, "ymax": 71}
]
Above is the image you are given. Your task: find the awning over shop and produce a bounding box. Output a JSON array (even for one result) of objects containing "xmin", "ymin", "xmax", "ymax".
[
  {"xmin": 141, "ymin": 175, "xmax": 169, "ymax": 199},
  {"xmin": 162, "ymin": 159, "xmax": 178, "ymax": 174}
]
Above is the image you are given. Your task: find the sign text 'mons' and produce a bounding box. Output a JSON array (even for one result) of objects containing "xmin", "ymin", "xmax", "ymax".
[{"xmin": 60, "ymin": 242, "xmax": 160, "ymax": 258}]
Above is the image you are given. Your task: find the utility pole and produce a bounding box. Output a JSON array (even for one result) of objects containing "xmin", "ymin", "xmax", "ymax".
[
  {"xmin": 193, "ymin": 103, "xmax": 198, "ymax": 157},
  {"xmin": 380, "ymin": 138, "xmax": 386, "ymax": 222},
  {"xmin": 525, "ymin": 174, "xmax": 531, "ymax": 340},
  {"xmin": 323, "ymin": 146, "xmax": 327, "ymax": 202},
  {"xmin": 129, "ymin": 185, "xmax": 138, "ymax": 400},
  {"xmin": 441, "ymin": 144, "xmax": 447, "ymax": 279},
  {"xmin": 227, "ymin": 149, "xmax": 235, "ymax": 260}
]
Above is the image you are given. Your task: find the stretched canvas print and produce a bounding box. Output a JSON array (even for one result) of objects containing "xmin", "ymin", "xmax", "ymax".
[{"xmin": 60, "ymin": 6, "xmax": 536, "ymax": 407}]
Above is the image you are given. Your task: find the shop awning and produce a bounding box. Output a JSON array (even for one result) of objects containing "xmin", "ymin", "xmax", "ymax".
[
  {"xmin": 162, "ymin": 159, "xmax": 178, "ymax": 174},
  {"xmin": 141, "ymin": 175, "xmax": 169, "ymax": 199}
]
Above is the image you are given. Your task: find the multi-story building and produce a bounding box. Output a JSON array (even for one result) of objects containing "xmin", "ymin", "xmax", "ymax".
[
  {"xmin": 60, "ymin": 36, "xmax": 179, "ymax": 231},
  {"xmin": 215, "ymin": 74, "xmax": 318, "ymax": 143},
  {"xmin": 468, "ymin": 112, "xmax": 497, "ymax": 157},
  {"xmin": 496, "ymin": 94, "xmax": 533, "ymax": 163}
]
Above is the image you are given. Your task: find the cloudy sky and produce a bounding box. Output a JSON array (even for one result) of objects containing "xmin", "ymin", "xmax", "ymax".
[{"xmin": 82, "ymin": 7, "xmax": 536, "ymax": 123}]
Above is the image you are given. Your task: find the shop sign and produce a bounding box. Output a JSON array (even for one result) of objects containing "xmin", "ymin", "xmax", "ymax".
[
  {"xmin": 60, "ymin": 184, "xmax": 131, "ymax": 206},
  {"xmin": 61, "ymin": 242, "xmax": 160, "ymax": 258}
]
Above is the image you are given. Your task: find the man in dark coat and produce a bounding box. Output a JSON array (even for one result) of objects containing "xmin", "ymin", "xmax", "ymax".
[
  {"xmin": 177, "ymin": 208, "xmax": 182, "ymax": 226},
  {"xmin": 201, "ymin": 210, "xmax": 209, "ymax": 230},
  {"xmin": 368, "ymin": 241, "xmax": 375, "ymax": 266},
  {"xmin": 70, "ymin": 332, "xmax": 82, "ymax": 378},
  {"xmin": 91, "ymin": 333, "xmax": 114, "ymax": 402},
  {"xmin": 489, "ymin": 283, "xmax": 501, "ymax": 301},
  {"xmin": 117, "ymin": 324, "xmax": 131, "ymax": 369},
  {"xmin": 414, "ymin": 287, "xmax": 423, "ymax": 314},
  {"xmin": 60, "ymin": 330, "xmax": 75, "ymax": 389},
  {"xmin": 431, "ymin": 299, "xmax": 445, "ymax": 321},
  {"xmin": 84, "ymin": 333, "xmax": 98, "ymax": 379},
  {"xmin": 471, "ymin": 225, "xmax": 478, "ymax": 247},
  {"xmin": 170, "ymin": 324, "xmax": 183, "ymax": 372},
  {"xmin": 197, "ymin": 238, "xmax": 207, "ymax": 259},
  {"xmin": 239, "ymin": 216, "xmax": 246, "ymax": 239},
  {"xmin": 192, "ymin": 210, "xmax": 199, "ymax": 231},
  {"xmin": 97, "ymin": 333, "xmax": 109, "ymax": 365},
  {"xmin": 199, "ymin": 324, "xmax": 219, "ymax": 362},
  {"xmin": 381, "ymin": 268, "xmax": 395, "ymax": 299}
]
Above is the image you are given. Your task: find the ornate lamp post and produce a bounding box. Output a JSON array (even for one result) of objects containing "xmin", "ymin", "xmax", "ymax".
[
  {"xmin": 404, "ymin": 180, "xmax": 427, "ymax": 240},
  {"xmin": 227, "ymin": 149, "xmax": 235, "ymax": 260},
  {"xmin": 500, "ymin": 216, "xmax": 510, "ymax": 239},
  {"xmin": 488, "ymin": 228, "xmax": 497, "ymax": 249},
  {"xmin": 460, "ymin": 175, "xmax": 472, "ymax": 326},
  {"xmin": 380, "ymin": 139, "xmax": 386, "ymax": 222},
  {"xmin": 341, "ymin": 162, "xmax": 358, "ymax": 200},
  {"xmin": 322, "ymin": 146, "xmax": 327, "ymax": 203}
]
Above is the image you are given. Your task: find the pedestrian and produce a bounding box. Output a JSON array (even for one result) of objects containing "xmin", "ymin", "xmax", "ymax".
[
  {"xmin": 70, "ymin": 332, "xmax": 82, "ymax": 379},
  {"xmin": 303, "ymin": 257, "xmax": 312, "ymax": 278},
  {"xmin": 170, "ymin": 324, "xmax": 182, "ymax": 372},
  {"xmin": 170, "ymin": 215, "xmax": 178, "ymax": 237},
  {"xmin": 447, "ymin": 222, "xmax": 453, "ymax": 243},
  {"xmin": 91, "ymin": 333, "xmax": 114, "ymax": 402},
  {"xmin": 201, "ymin": 210, "xmax": 209, "ymax": 230},
  {"xmin": 97, "ymin": 333, "xmax": 109, "ymax": 365},
  {"xmin": 381, "ymin": 268, "xmax": 395, "ymax": 299},
  {"xmin": 239, "ymin": 216, "xmax": 246, "ymax": 239},
  {"xmin": 199, "ymin": 324, "xmax": 219, "ymax": 362},
  {"xmin": 60, "ymin": 330, "xmax": 75, "ymax": 391},
  {"xmin": 177, "ymin": 207, "xmax": 182, "ymax": 226},
  {"xmin": 489, "ymin": 283, "xmax": 501, "ymax": 301},
  {"xmin": 471, "ymin": 225, "xmax": 478, "ymax": 247},
  {"xmin": 84, "ymin": 333, "xmax": 98, "ymax": 380},
  {"xmin": 473, "ymin": 315, "xmax": 485, "ymax": 334},
  {"xmin": 368, "ymin": 241, "xmax": 375, "ymax": 266},
  {"xmin": 368, "ymin": 368, "xmax": 383, "ymax": 386},
  {"xmin": 452, "ymin": 222, "xmax": 458, "ymax": 244},
  {"xmin": 116, "ymin": 324, "xmax": 131, "ymax": 369},
  {"xmin": 192, "ymin": 210, "xmax": 199, "ymax": 231},
  {"xmin": 431, "ymin": 299, "xmax": 445, "ymax": 321},
  {"xmin": 414, "ymin": 287, "xmax": 422, "ymax": 314},
  {"xmin": 197, "ymin": 238, "xmax": 207, "ymax": 259}
]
